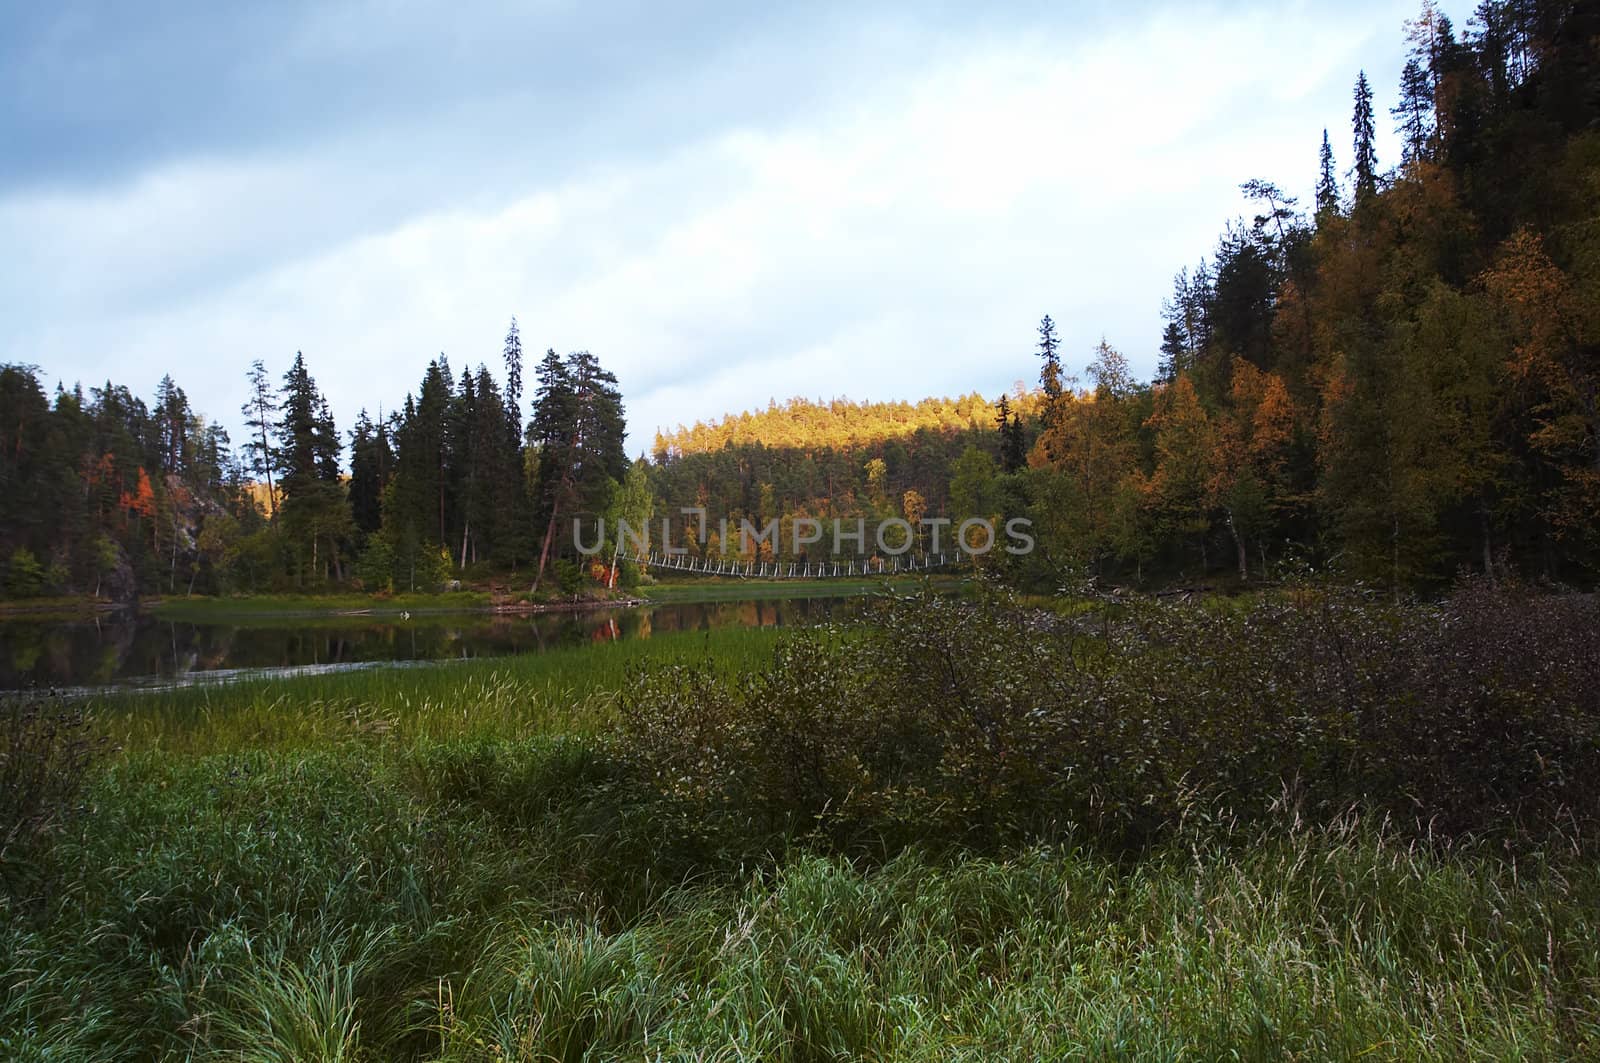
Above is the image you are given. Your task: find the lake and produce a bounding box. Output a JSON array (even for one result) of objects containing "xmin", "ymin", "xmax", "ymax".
[{"xmin": 0, "ymin": 597, "xmax": 853, "ymax": 692}]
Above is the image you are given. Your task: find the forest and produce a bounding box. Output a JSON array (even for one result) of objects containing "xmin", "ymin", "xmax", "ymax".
[{"xmin": 2, "ymin": 0, "xmax": 1598, "ymax": 600}]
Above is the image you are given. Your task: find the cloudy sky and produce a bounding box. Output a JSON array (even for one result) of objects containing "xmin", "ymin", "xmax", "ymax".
[{"xmin": 2, "ymin": 0, "xmax": 1469, "ymax": 454}]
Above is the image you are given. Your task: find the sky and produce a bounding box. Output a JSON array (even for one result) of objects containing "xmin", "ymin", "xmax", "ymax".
[{"xmin": 1, "ymin": 0, "xmax": 1473, "ymax": 456}]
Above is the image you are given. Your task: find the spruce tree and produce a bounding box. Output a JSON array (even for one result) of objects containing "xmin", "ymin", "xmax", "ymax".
[
  {"xmin": 1352, "ymin": 71, "xmax": 1379, "ymax": 201},
  {"xmin": 1316, "ymin": 129, "xmax": 1341, "ymax": 216},
  {"xmin": 276, "ymin": 352, "xmax": 349, "ymax": 583},
  {"xmin": 1393, "ymin": 57, "xmax": 1435, "ymax": 161},
  {"xmin": 1036, "ymin": 315, "xmax": 1065, "ymax": 430},
  {"xmin": 1005, "ymin": 412, "xmax": 1027, "ymax": 473},
  {"xmin": 154, "ymin": 375, "xmax": 191, "ymax": 475},
  {"xmin": 348, "ymin": 410, "xmax": 391, "ymax": 536},
  {"xmin": 996, "ymin": 394, "xmax": 1026, "ymax": 472},
  {"xmin": 994, "ymin": 395, "xmax": 1013, "ymax": 471},
  {"xmin": 502, "ymin": 318, "xmax": 523, "ymax": 432},
  {"xmin": 241, "ymin": 359, "xmax": 279, "ymax": 516},
  {"xmin": 529, "ymin": 349, "xmax": 626, "ymax": 591},
  {"xmin": 1158, "ymin": 321, "xmax": 1188, "ymax": 384},
  {"xmin": 529, "ymin": 349, "xmax": 576, "ymax": 589}
]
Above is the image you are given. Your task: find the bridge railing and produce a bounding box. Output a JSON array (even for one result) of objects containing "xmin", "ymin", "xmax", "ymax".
[{"xmin": 630, "ymin": 553, "xmax": 960, "ymax": 579}]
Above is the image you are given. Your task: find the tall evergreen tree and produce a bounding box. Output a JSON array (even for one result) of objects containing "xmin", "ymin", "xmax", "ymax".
[
  {"xmin": 1316, "ymin": 129, "xmax": 1341, "ymax": 216},
  {"xmin": 154, "ymin": 375, "xmax": 191, "ymax": 476},
  {"xmin": 1005, "ymin": 410, "xmax": 1027, "ymax": 475},
  {"xmin": 996, "ymin": 393, "xmax": 1027, "ymax": 473},
  {"xmin": 1393, "ymin": 57, "xmax": 1436, "ymax": 161},
  {"xmin": 495, "ymin": 318, "xmax": 535, "ymax": 570},
  {"xmin": 529, "ymin": 349, "xmax": 626, "ymax": 591},
  {"xmin": 276, "ymin": 352, "xmax": 350, "ymax": 583},
  {"xmin": 405, "ymin": 359, "xmax": 453, "ymax": 550},
  {"xmin": 1158, "ymin": 321, "xmax": 1188, "ymax": 385},
  {"xmin": 1036, "ymin": 315, "xmax": 1064, "ymax": 426},
  {"xmin": 502, "ymin": 318, "xmax": 523, "ymax": 432},
  {"xmin": 528, "ymin": 349, "xmax": 575, "ymax": 589},
  {"xmin": 1352, "ymin": 70, "xmax": 1379, "ymax": 201},
  {"xmin": 348, "ymin": 409, "xmax": 392, "ymax": 536},
  {"xmin": 241, "ymin": 359, "xmax": 279, "ymax": 516}
]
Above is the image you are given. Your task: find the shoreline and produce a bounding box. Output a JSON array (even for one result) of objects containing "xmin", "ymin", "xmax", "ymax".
[{"xmin": 0, "ymin": 574, "xmax": 962, "ymax": 622}]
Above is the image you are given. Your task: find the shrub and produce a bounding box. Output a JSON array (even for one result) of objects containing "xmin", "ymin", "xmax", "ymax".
[
  {"xmin": 355, "ymin": 538, "xmax": 395, "ymax": 594},
  {"xmin": 553, "ymin": 558, "xmax": 584, "ymax": 597},
  {"xmin": 618, "ymin": 582, "xmax": 1600, "ymax": 851},
  {"xmin": 4, "ymin": 547, "xmax": 45, "ymax": 598}
]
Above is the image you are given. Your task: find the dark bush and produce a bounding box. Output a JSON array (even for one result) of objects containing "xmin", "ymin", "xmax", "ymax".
[{"xmin": 617, "ymin": 581, "xmax": 1600, "ymax": 851}]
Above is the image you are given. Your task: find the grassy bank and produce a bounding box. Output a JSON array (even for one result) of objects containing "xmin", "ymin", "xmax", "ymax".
[
  {"xmin": 146, "ymin": 591, "xmax": 497, "ymax": 620},
  {"xmin": 4, "ymin": 586, "xmax": 1598, "ymax": 1059},
  {"xmin": 88, "ymin": 626, "xmax": 781, "ymax": 756},
  {"xmin": 0, "ymin": 595, "xmax": 126, "ymax": 620},
  {"xmin": 138, "ymin": 575, "xmax": 943, "ymax": 619}
]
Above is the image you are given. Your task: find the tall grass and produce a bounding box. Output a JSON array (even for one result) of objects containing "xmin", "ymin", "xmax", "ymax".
[
  {"xmin": 10, "ymin": 755, "xmax": 1598, "ymax": 1061},
  {"xmin": 3, "ymin": 584, "xmax": 1598, "ymax": 1058},
  {"xmin": 432, "ymin": 831, "xmax": 1600, "ymax": 1060},
  {"xmin": 89, "ymin": 626, "xmax": 779, "ymax": 754}
]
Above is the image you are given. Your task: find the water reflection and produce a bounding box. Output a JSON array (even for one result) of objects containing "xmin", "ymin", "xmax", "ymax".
[{"xmin": 0, "ymin": 598, "xmax": 850, "ymax": 691}]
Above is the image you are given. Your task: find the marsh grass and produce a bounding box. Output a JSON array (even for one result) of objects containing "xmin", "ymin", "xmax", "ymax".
[{"xmin": 90, "ymin": 626, "xmax": 780, "ymax": 755}]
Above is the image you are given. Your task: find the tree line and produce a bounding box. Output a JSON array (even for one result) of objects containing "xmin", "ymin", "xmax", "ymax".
[
  {"xmin": 2, "ymin": 0, "xmax": 1596, "ymax": 597},
  {"xmin": 0, "ymin": 322, "xmax": 627, "ymax": 599}
]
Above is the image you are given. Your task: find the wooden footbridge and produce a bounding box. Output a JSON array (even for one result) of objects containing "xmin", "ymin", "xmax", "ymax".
[{"xmin": 628, "ymin": 552, "xmax": 965, "ymax": 579}]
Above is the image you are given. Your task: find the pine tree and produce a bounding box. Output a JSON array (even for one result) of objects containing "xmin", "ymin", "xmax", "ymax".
[
  {"xmin": 1005, "ymin": 411, "xmax": 1027, "ymax": 474},
  {"xmin": 994, "ymin": 395, "xmax": 1019, "ymax": 473},
  {"xmin": 996, "ymin": 393, "xmax": 1027, "ymax": 472},
  {"xmin": 1393, "ymin": 57, "xmax": 1436, "ymax": 162},
  {"xmin": 277, "ymin": 352, "xmax": 325, "ymax": 485},
  {"xmin": 502, "ymin": 318, "xmax": 523, "ymax": 432},
  {"xmin": 413, "ymin": 360, "xmax": 453, "ymax": 549},
  {"xmin": 529, "ymin": 349, "xmax": 626, "ymax": 591},
  {"xmin": 1316, "ymin": 129, "xmax": 1341, "ymax": 216},
  {"xmin": 448, "ymin": 367, "xmax": 478, "ymax": 567},
  {"xmin": 493, "ymin": 319, "xmax": 532, "ymax": 565},
  {"xmin": 276, "ymin": 352, "xmax": 350, "ymax": 583},
  {"xmin": 1158, "ymin": 321, "xmax": 1188, "ymax": 384},
  {"xmin": 348, "ymin": 410, "xmax": 392, "ymax": 536},
  {"xmin": 1036, "ymin": 315, "xmax": 1065, "ymax": 434},
  {"xmin": 1037, "ymin": 315, "xmax": 1062, "ymax": 400},
  {"xmin": 1188, "ymin": 260, "xmax": 1215, "ymax": 354},
  {"xmin": 529, "ymin": 349, "xmax": 576, "ymax": 589},
  {"xmin": 1352, "ymin": 70, "xmax": 1379, "ymax": 201},
  {"xmin": 154, "ymin": 375, "xmax": 191, "ymax": 475},
  {"xmin": 241, "ymin": 359, "xmax": 279, "ymax": 516}
]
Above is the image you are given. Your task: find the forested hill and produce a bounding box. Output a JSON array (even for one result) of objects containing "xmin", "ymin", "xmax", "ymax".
[
  {"xmin": 652, "ymin": 393, "xmax": 1044, "ymax": 458},
  {"xmin": 1016, "ymin": 0, "xmax": 1600, "ymax": 588},
  {"xmin": 654, "ymin": 0, "xmax": 1600, "ymax": 587},
  {"xmin": 646, "ymin": 391, "xmax": 1041, "ymax": 559}
]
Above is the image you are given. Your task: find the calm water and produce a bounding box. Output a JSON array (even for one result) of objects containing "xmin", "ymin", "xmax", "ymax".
[{"xmin": 0, "ymin": 598, "xmax": 851, "ymax": 692}]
